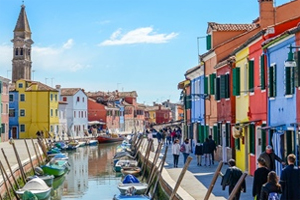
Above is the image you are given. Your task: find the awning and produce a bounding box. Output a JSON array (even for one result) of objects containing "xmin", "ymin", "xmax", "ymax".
[
  {"xmin": 177, "ymin": 80, "xmax": 190, "ymax": 90},
  {"xmin": 260, "ymin": 124, "xmax": 286, "ymax": 130},
  {"xmin": 88, "ymin": 121, "xmax": 106, "ymax": 125},
  {"xmin": 234, "ymin": 119, "xmax": 262, "ymax": 126},
  {"xmin": 290, "ymin": 122, "xmax": 300, "ymax": 126}
]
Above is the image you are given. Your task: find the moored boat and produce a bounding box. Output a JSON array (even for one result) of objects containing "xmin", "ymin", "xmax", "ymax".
[
  {"xmin": 97, "ymin": 134, "xmax": 124, "ymax": 143},
  {"xmin": 118, "ymin": 175, "xmax": 148, "ymax": 195},
  {"xmin": 26, "ymin": 175, "xmax": 55, "ymax": 187},
  {"xmin": 113, "ymin": 194, "xmax": 150, "ymax": 200},
  {"xmin": 115, "ymin": 160, "xmax": 138, "ymax": 172},
  {"xmin": 121, "ymin": 167, "xmax": 141, "ymax": 177},
  {"xmin": 41, "ymin": 159, "xmax": 68, "ymax": 177},
  {"xmin": 16, "ymin": 177, "xmax": 52, "ymax": 200}
]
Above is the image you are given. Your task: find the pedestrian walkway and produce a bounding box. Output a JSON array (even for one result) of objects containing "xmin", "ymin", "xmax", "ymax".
[{"xmin": 161, "ymin": 141, "xmax": 254, "ymax": 200}]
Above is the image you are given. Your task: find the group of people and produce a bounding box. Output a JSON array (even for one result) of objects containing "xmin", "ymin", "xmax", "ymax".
[{"xmin": 194, "ymin": 135, "xmax": 216, "ymax": 166}]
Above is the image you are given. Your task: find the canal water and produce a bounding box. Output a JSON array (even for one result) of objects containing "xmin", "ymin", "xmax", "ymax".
[{"xmin": 51, "ymin": 143, "xmax": 122, "ymax": 200}]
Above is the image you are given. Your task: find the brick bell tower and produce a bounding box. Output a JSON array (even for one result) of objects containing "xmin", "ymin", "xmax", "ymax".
[{"xmin": 11, "ymin": 4, "xmax": 34, "ymax": 83}]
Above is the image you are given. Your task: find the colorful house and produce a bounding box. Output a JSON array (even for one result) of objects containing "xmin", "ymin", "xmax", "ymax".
[
  {"xmin": 0, "ymin": 77, "xmax": 10, "ymax": 142},
  {"xmin": 9, "ymin": 80, "xmax": 59, "ymax": 138},
  {"xmin": 178, "ymin": 80, "xmax": 191, "ymax": 139},
  {"xmin": 9, "ymin": 89, "xmax": 19, "ymax": 139}
]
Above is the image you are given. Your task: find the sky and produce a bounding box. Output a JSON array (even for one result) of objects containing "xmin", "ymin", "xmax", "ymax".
[{"xmin": 0, "ymin": 0, "xmax": 291, "ymax": 105}]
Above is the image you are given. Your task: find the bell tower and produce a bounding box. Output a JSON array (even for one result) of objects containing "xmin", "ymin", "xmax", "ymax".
[{"xmin": 11, "ymin": 4, "xmax": 34, "ymax": 83}]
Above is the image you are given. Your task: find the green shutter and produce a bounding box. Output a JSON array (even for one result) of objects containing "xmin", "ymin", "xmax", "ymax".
[
  {"xmin": 185, "ymin": 95, "xmax": 191, "ymax": 109},
  {"xmin": 220, "ymin": 75, "xmax": 226, "ymax": 98},
  {"xmin": 285, "ymin": 67, "xmax": 292, "ymax": 95},
  {"xmin": 235, "ymin": 138, "xmax": 240, "ymax": 150},
  {"xmin": 233, "ymin": 68, "xmax": 240, "ymax": 96},
  {"xmin": 250, "ymin": 124, "xmax": 255, "ymax": 154},
  {"xmin": 249, "ymin": 60, "xmax": 254, "ymax": 92},
  {"xmin": 213, "ymin": 125, "xmax": 218, "ymax": 144},
  {"xmin": 198, "ymin": 125, "xmax": 204, "ymax": 143},
  {"xmin": 225, "ymin": 74, "xmax": 230, "ymax": 98},
  {"xmin": 206, "ymin": 35, "xmax": 211, "ymax": 50},
  {"xmin": 209, "ymin": 74, "xmax": 216, "ymax": 94},
  {"xmin": 204, "ymin": 76, "xmax": 208, "ymax": 95},
  {"xmin": 226, "ymin": 123, "xmax": 231, "ymax": 147},
  {"xmin": 268, "ymin": 66, "xmax": 274, "ymax": 97},
  {"xmin": 260, "ymin": 55, "xmax": 266, "ymax": 90},
  {"xmin": 261, "ymin": 124, "xmax": 266, "ymax": 151},
  {"xmin": 273, "ymin": 65, "xmax": 277, "ymax": 97},
  {"xmin": 215, "ymin": 77, "xmax": 220, "ymax": 100}
]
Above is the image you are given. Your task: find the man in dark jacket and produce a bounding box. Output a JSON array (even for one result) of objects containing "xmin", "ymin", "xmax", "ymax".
[
  {"xmin": 252, "ymin": 157, "xmax": 270, "ymax": 200},
  {"xmin": 279, "ymin": 154, "xmax": 300, "ymax": 200},
  {"xmin": 208, "ymin": 135, "xmax": 216, "ymax": 165},
  {"xmin": 220, "ymin": 159, "xmax": 246, "ymax": 200},
  {"xmin": 259, "ymin": 145, "xmax": 285, "ymax": 172}
]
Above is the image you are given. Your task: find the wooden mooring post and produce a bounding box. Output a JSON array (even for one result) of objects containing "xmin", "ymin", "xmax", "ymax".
[
  {"xmin": 204, "ymin": 161, "xmax": 223, "ymax": 200},
  {"xmin": 1, "ymin": 148, "xmax": 20, "ymax": 189},
  {"xmin": 146, "ymin": 142, "xmax": 163, "ymax": 183},
  {"xmin": 31, "ymin": 138, "xmax": 41, "ymax": 166},
  {"xmin": 10, "ymin": 139, "xmax": 26, "ymax": 184},
  {"xmin": 0, "ymin": 161, "xmax": 19, "ymax": 199},
  {"xmin": 169, "ymin": 156, "xmax": 193, "ymax": 200},
  {"xmin": 24, "ymin": 139, "xmax": 34, "ymax": 172},
  {"xmin": 141, "ymin": 140, "xmax": 153, "ymax": 178},
  {"xmin": 227, "ymin": 173, "xmax": 247, "ymax": 200},
  {"xmin": 0, "ymin": 161, "xmax": 12, "ymax": 200}
]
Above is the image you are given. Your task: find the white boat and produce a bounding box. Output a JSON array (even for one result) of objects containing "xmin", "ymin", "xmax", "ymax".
[
  {"xmin": 16, "ymin": 177, "xmax": 52, "ymax": 200},
  {"xmin": 115, "ymin": 160, "xmax": 138, "ymax": 172},
  {"xmin": 118, "ymin": 183, "xmax": 148, "ymax": 195}
]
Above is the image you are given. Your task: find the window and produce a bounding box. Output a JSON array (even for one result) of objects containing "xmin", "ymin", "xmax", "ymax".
[
  {"xmin": 215, "ymin": 77, "xmax": 220, "ymax": 100},
  {"xmin": 50, "ymin": 109, "xmax": 53, "ymax": 117},
  {"xmin": 63, "ymin": 97, "xmax": 67, "ymax": 101},
  {"xmin": 244, "ymin": 63, "xmax": 248, "ymax": 95},
  {"xmin": 55, "ymin": 109, "xmax": 58, "ymax": 117},
  {"xmin": 28, "ymin": 49, "xmax": 31, "ymax": 56},
  {"xmin": 20, "ymin": 124, "xmax": 25, "ymax": 132},
  {"xmin": 1, "ymin": 123, "xmax": 5, "ymax": 134},
  {"xmin": 204, "ymin": 76, "xmax": 209, "ymax": 95},
  {"xmin": 9, "ymin": 109, "xmax": 15, "ymax": 117},
  {"xmin": 15, "ymin": 48, "xmax": 18, "ymax": 55},
  {"xmin": 55, "ymin": 94, "xmax": 57, "ymax": 101},
  {"xmin": 20, "ymin": 109, "xmax": 25, "ymax": 117},
  {"xmin": 235, "ymin": 138, "xmax": 240, "ymax": 150},
  {"xmin": 74, "ymin": 111, "xmax": 76, "ymax": 118},
  {"xmin": 248, "ymin": 60, "xmax": 254, "ymax": 93},
  {"xmin": 285, "ymin": 66, "xmax": 295, "ymax": 95},
  {"xmin": 82, "ymin": 97, "xmax": 84, "ymax": 102},
  {"xmin": 50, "ymin": 125, "xmax": 53, "ymax": 132},
  {"xmin": 20, "ymin": 94, "xmax": 25, "ymax": 101},
  {"xmin": 50, "ymin": 94, "xmax": 53, "ymax": 101},
  {"xmin": 9, "ymin": 94, "xmax": 13, "ymax": 102},
  {"xmin": 260, "ymin": 55, "xmax": 266, "ymax": 90},
  {"xmin": 0, "ymin": 82, "xmax": 2, "ymax": 94},
  {"xmin": 226, "ymin": 123, "xmax": 231, "ymax": 147},
  {"xmin": 77, "ymin": 97, "xmax": 80, "ymax": 102},
  {"xmin": 184, "ymin": 95, "xmax": 191, "ymax": 109},
  {"xmin": 18, "ymin": 83, "xmax": 23, "ymax": 88},
  {"xmin": 20, "ymin": 48, "xmax": 23, "ymax": 55},
  {"xmin": 233, "ymin": 68, "xmax": 240, "ymax": 96},
  {"xmin": 268, "ymin": 64, "xmax": 277, "ymax": 98}
]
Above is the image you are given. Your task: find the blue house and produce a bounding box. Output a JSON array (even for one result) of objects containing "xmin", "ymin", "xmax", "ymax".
[
  {"xmin": 9, "ymin": 91, "xmax": 19, "ymax": 139},
  {"xmin": 264, "ymin": 33, "xmax": 298, "ymax": 175}
]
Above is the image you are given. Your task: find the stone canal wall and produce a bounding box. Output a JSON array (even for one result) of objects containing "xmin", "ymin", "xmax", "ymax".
[{"xmin": 137, "ymin": 138, "xmax": 226, "ymax": 200}]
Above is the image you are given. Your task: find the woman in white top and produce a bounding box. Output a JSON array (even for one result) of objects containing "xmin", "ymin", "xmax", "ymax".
[{"xmin": 172, "ymin": 139, "xmax": 180, "ymax": 167}]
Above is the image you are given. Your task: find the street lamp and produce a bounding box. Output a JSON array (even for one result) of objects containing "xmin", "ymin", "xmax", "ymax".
[{"xmin": 284, "ymin": 44, "xmax": 298, "ymax": 67}]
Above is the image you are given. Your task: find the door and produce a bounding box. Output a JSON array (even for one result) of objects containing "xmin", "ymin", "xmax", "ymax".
[
  {"xmin": 256, "ymin": 126, "xmax": 262, "ymax": 163},
  {"xmin": 12, "ymin": 126, "xmax": 18, "ymax": 139},
  {"xmin": 244, "ymin": 126, "xmax": 249, "ymax": 173}
]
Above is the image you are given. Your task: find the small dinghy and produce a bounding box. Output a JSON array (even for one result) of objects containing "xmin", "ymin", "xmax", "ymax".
[
  {"xmin": 121, "ymin": 167, "xmax": 141, "ymax": 177},
  {"xmin": 114, "ymin": 160, "xmax": 138, "ymax": 172},
  {"xmin": 118, "ymin": 175, "xmax": 148, "ymax": 195},
  {"xmin": 16, "ymin": 177, "xmax": 51, "ymax": 200}
]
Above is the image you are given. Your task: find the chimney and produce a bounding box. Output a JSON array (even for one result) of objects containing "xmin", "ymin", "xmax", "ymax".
[
  {"xmin": 55, "ymin": 85, "xmax": 61, "ymax": 89},
  {"xmin": 259, "ymin": 0, "xmax": 275, "ymax": 28}
]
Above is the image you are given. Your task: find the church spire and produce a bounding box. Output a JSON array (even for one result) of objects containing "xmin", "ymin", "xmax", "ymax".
[{"xmin": 11, "ymin": 4, "xmax": 34, "ymax": 83}]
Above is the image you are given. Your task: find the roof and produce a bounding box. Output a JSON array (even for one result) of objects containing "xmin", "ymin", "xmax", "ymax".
[
  {"xmin": 207, "ymin": 22, "xmax": 258, "ymax": 33},
  {"xmin": 14, "ymin": 5, "xmax": 31, "ymax": 33},
  {"xmin": 26, "ymin": 81, "xmax": 58, "ymax": 92},
  {"xmin": 118, "ymin": 91, "xmax": 138, "ymax": 98},
  {"xmin": 60, "ymin": 88, "xmax": 81, "ymax": 96}
]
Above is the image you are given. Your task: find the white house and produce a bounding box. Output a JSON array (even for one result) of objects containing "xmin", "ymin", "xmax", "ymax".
[{"xmin": 56, "ymin": 86, "xmax": 88, "ymax": 138}]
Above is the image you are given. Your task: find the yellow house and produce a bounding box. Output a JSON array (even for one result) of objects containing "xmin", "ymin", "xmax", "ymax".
[
  {"xmin": 15, "ymin": 79, "xmax": 59, "ymax": 138},
  {"xmin": 234, "ymin": 47, "xmax": 250, "ymax": 172}
]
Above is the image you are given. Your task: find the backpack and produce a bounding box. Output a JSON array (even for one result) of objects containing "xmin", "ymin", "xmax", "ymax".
[
  {"xmin": 268, "ymin": 192, "xmax": 279, "ymax": 200},
  {"xmin": 180, "ymin": 144, "xmax": 185, "ymax": 152}
]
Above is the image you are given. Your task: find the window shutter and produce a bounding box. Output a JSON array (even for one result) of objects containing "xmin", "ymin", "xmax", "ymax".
[
  {"xmin": 249, "ymin": 60, "xmax": 254, "ymax": 92},
  {"xmin": 215, "ymin": 77, "xmax": 220, "ymax": 100},
  {"xmin": 204, "ymin": 76, "xmax": 208, "ymax": 95},
  {"xmin": 220, "ymin": 75, "xmax": 226, "ymax": 98},
  {"xmin": 184, "ymin": 95, "xmax": 191, "ymax": 109},
  {"xmin": 260, "ymin": 55, "xmax": 266, "ymax": 90},
  {"xmin": 233, "ymin": 68, "xmax": 240, "ymax": 96},
  {"xmin": 296, "ymin": 51, "xmax": 300, "ymax": 87},
  {"xmin": 206, "ymin": 35, "xmax": 211, "ymax": 50},
  {"xmin": 209, "ymin": 73, "xmax": 216, "ymax": 94},
  {"xmin": 261, "ymin": 124, "xmax": 266, "ymax": 151},
  {"xmin": 268, "ymin": 66, "xmax": 274, "ymax": 97},
  {"xmin": 225, "ymin": 74, "xmax": 230, "ymax": 98},
  {"xmin": 235, "ymin": 138, "xmax": 240, "ymax": 150},
  {"xmin": 249, "ymin": 124, "xmax": 255, "ymax": 154},
  {"xmin": 198, "ymin": 124, "xmax": 204, "ymax": 143},
  {"xmin": 273, "ymin": 65, "xmax": 277, "ymax": 97},
  {"xmin": 213, "ymin": 125, "xmax": 218, "ymax": 144},
  {"xmin": 285, "ymin": 67, "xmax": 292, "ymax": 95},
  {"xmin": 226, "ymin": 123, "xmax": 231, "ymax": 147}
]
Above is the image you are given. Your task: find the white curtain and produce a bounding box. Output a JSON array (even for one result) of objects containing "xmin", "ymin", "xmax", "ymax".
[{"xmin": 272, "ymin": 131, "xmax": 284, "ymax": 176}]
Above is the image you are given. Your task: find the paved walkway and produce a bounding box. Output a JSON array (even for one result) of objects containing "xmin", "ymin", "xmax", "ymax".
[{"xmin": 161, "ymin": 141, "xmax": 254, "ymax": 200}]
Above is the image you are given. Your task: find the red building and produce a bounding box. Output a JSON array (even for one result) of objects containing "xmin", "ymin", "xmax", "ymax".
[
  {"xmin": 155, "ymin": 105, "xmax": 172, "ymax": 125},
  {"xmin": 88, "ymin": 98, "xmax": 106, "ymax": 129}
]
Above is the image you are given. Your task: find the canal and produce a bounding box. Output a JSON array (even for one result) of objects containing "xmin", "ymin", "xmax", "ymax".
[{"xmin": 51, "ymin": 143, "xmax": 122, "ymax": 200}]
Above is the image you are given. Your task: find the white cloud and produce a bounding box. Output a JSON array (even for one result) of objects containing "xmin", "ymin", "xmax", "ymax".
[
  {"xmin": 99, "ymin": 27, "xmax": 178, "ymax": 46},
  {"xmin": 63, "ymin": 39, "xmax": 74, "ymax": 49}
]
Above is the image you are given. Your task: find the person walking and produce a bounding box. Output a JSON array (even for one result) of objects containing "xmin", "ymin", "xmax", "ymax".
[
  {"xmin": 220, "ymin": 159, "xmax": 246, "ymax": 200},
  {"xmin": 260, "ymin": 171, "xmax": 281, "ymax": 200},
  {"xmin": 203, "ymin": 138, "xmax": 211, "ymax": 166},
  {"xmin": 195, "ymin": 140, "xmax": 203, "ymax": 166},
  {"xmin": 252, "ymin": 157, "xmax": 270, "ymax": 200},
  {"xmin": 172, "ymin": 139, "xmax": 180, "ymax": 168},
  {"xmin": 208, "ymin": 135, "xmax": 216, "ymax": 165},
  {"xmin": 259, "ymin": 145, "xmax": 285, "ymax": 172},
  {"xmin": 181, "ymin": 138, "xmax": 191, "ymax": 164},
  {"xmin": 279, "ymin": 153, "xmax": 300, "ymax": 200}
]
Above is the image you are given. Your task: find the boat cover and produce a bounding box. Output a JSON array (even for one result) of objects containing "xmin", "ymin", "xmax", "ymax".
[{"xmin": 122, "ymin": 175, "xmax": 140, "ymax": 184}]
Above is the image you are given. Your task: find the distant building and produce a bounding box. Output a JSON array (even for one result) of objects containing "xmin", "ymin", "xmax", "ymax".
[
  {"xmin": 162, "ymin": 99, "xmax": 183, "ymax": 121},
  {"xmin": 0, "ymin": 77, "xmax": 10, "ymax": 142}
]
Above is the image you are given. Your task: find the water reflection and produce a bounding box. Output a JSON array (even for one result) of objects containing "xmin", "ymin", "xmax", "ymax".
[{"xmin": 55, "ymin": 143, "xmax": 122, "ymax": 200}]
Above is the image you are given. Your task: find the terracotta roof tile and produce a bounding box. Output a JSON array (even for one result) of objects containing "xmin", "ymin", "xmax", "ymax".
[
  {"xmin": 60, "ymin": 88, "xmax": 81, "ymax": 96},
  {"xmin": 26, "ymin": 81, "xmax": 58, "ymax": 92},
  {"xmin": 207, "ymin": 22, "xmax": 258, "ymax": 33}
]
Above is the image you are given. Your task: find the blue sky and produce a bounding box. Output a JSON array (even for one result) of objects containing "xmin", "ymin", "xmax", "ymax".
[{"xmin": 0, "ymin": 0, "xmax": 290, "ymax": 105}]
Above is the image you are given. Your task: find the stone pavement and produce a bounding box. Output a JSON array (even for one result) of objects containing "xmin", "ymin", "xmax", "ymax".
[{"xmin": 161, "ymin": 141, "xmax": 254, "ymax": 200}]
